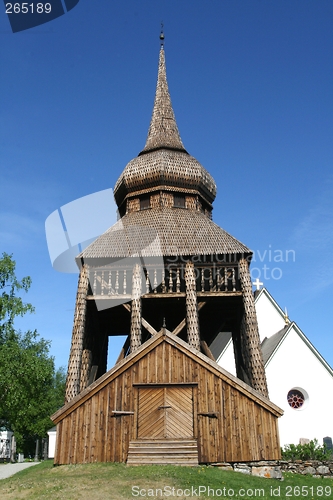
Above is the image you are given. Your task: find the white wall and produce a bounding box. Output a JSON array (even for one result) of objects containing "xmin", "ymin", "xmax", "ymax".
[
  {"xmin": 255, "ymin": 290, "xmax": 285, "ymax": 341},
  {"xmin": 216, "ymin": 340, "xmax": 236, "ymax": 376},
  {"xmin": 47, "ymin": 429, "xmax": 57, "ymax": 459},
  {"xmin": 0, "ymin": 431, "xmax": 13, "ymax": 460},
  {"xmin": 266, "ymin": 326, "xmax": 333, "ymax": 447},
  {"xmin": 217, "ymin": 289, "xmax": 333, "ymax": 448}
]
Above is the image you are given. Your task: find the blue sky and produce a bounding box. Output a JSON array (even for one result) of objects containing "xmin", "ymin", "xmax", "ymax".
[{"xmin": 1, "ymin": 0, "xmax": 332, "ymax": 372}]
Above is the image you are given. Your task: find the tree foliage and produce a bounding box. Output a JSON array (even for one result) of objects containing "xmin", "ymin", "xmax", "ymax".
[
  {"xmin": 0, "ymin": 252, "xmax": 34, "ymax": 344},
  {"xmin": 0, "ymin": 253, "xmax": 65, "ymax": 452}
]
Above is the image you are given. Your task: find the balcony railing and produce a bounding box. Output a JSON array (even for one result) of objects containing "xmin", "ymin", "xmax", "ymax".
[{"xmin": 88, "ymin": 264, "xmax": 240, "ymax": 298}]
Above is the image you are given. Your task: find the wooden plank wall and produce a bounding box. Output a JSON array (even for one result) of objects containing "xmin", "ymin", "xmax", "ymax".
[{"xmin": 54, "ymin": 340, "xmax": 280, "ymax": 464}]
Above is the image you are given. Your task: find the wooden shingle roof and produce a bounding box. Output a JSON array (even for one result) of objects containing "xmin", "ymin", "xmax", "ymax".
[
  {"xmin": 114, "ymin": 149, "xmax": 217, "ymax": 207},
  {"xmin": 140, "ymin": 46, "xmax": 186, "ymax": 154},
  {"xmin": 77, "ymin": 207, "xmax": 250, "ymax": 262},
  {"xmin": 114, "ymin": 46, "xmax": 217, "ymax": 208}
]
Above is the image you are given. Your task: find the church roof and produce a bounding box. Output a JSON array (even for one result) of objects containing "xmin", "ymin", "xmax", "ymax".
[
  {"xmin": 113, "ymin": 46, "xmax": 217, "ymax": 208},
  {"xmin": 261, "ymin": 319, "xmax": 333, "ymax": 376},
  {"xmin": 209, "ymin": 331, "xmax": 232, "ymax": 360},
  {"xmin": 261, "ymin": 326, "xmax": 289, "ymax": 365},
  {"xmin": 77, "ymin": 207, "xmax": 250, "ymax": 262}
]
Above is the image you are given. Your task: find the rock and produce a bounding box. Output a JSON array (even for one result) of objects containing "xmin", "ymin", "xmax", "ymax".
[
  {"xmin": 211, "ymin": 463, "xmax": 233, "ymax": 470},
  {"xmin": 234, "ymin": 464, "xmax": 251, "ymax": 475},
  {"xmin": 317, "ymin": 466, "xmax": 330, "ymax": 475},
  {"xmin": 252, "ymin": 466, "xmax": 283, "ymax": 480},
  {"xmin": 302, "ymin": 466, "xmax": 316, "ymax": 475}
]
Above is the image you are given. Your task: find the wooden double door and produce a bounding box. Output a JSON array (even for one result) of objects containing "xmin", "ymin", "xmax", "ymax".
[{"xmin": 137, "ymin": 385, "xmax": 194, "ymax": 439}]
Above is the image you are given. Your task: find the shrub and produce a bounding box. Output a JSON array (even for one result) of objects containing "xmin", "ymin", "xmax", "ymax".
[{"xmin": 281, "ymin": 439, "xmax": 333, "ymax": 461}]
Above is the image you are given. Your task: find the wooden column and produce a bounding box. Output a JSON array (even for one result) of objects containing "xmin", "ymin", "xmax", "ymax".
[
  {"xmin": 130, "ymin": 263, "xmax": 142, "ymax": 353},
  {"xmin": 80, "ymin": 348, "xmax": 92, "ymax": 392},
  {"xmin": 185, "ymin": 261, "xmax": 200, "ymax": 350},
  {"xmin": 65, "ymin": 265, "xmax": 89, "ymax": 403},
  {"xmin": 238, "ymin": 258, "xmax": 269, "ymax": 398}
]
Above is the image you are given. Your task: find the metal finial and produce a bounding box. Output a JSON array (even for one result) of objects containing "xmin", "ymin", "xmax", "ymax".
[
  {"xmin": 160, "ymin": 22, "xmax": 164, "ymax": 45},
  {"xmin": 162, "ymin": 317, "xmax": 166, "ymax": 328}
]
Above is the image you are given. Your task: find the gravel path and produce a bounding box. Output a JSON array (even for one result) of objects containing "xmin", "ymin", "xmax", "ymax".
[{"xmin": 0, "ymin": 462, "xmax": 40, "ymax": 480}]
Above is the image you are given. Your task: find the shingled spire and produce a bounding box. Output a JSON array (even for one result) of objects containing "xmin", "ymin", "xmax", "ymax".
[{"xmin": 140, "ymin": 46, "xmax": 187, "ymax": 154}]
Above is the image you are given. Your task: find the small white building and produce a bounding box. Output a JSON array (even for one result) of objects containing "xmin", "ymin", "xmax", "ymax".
[
  {"xmin": 47, "ymin": 426, "xmax": 57, "ymax": 459},
  {"xmin": 212, "ymin": 287, "xmax": 333, "ymax": 447},
  {"xmin": 0, "ymin": 429, "xmax": 13, "ymax": 461}
]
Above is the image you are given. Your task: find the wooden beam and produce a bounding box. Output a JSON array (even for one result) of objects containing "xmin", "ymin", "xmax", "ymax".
[
  {"xmin": 116, "ymin": 335, "xmax": 130, "ymax": 364},
  {"xmin": 88, "ymin": 365, "xmax": 98, "ymax": 386},
  {"xmin": 171, "ymin": 318, "xmax": 186, "ymax": 337},
  {"xmin": 172, "ymin": 302, "xmax": 206, "ymax": 336},
  {"xmin": 141, "ymin": 318, "xmax": 158, "ymax": 336},
  {"xmin": 200, "ymin": 340, "xmax": 216, "ymax": 361},
  {"xmin": 122, "ymin": 303, "xmax": 158, "ymax": 336},
  {"xmin": 87, "ymin": 291, "xmax": 243, "ymax": 300}
]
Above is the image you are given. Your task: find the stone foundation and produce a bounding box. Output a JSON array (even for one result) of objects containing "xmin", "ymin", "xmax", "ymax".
[
  {"xmin": 279, "ymin": 460, "xmax": 333, "ymax": 478},
  {"xmin": 211, "ymin": 460, "xmax": 333, "ymax": 479}
]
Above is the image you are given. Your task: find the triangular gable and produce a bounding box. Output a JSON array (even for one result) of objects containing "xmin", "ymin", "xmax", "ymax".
[
  {"xmin": 52, "ymin": 330, "xmax": 282, "ymax": 424},
  {"xmin": 255, "ymin": 287, "xmax": 285, "ymax": 315},
  {"xmin": 264, "ymin": 321, "xmax": 333, "ymax": 377},
  {"xmin": 255, "ymin": 288, "xmax": 286, "ymax": 341}
]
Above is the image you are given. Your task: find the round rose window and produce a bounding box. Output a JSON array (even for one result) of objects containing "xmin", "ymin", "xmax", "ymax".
[{"xmin": 287, "ymin": 389, "xmax": 305, "ymax": 409}]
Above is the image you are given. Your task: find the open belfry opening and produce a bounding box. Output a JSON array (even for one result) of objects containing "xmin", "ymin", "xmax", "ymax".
[{"xmin": 52, "ymin": 37, "xmax": 283, "ymax": 466}]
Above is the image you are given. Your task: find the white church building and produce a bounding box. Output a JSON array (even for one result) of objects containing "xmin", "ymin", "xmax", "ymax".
[{"xmin": 211, "ymin": 285, "xmax": 333, "ymax": 448}]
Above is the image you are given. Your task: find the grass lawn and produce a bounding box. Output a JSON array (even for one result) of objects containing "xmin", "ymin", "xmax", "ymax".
[{"xmin": 0, "ymin": 461, "xmax": 332, "ymax": 500}]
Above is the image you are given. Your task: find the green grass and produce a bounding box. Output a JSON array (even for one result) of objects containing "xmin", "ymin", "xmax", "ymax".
[{"xmin": 0, "ymin": 461, "xmax": 332, "ymax": 499}]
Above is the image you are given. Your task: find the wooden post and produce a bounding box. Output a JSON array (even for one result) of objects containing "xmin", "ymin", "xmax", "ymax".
[
  {"xmin": 185, "ymin": 261, "xmax": 200, "ymax": 350},
  {"xmin": 130, "ymin": 263, "xmax": 142, "ymax": 353},
  {"xmin": 65, "ymin": 265, "xmax": 89, "ymax": 403},
  {"xmin": 238, "ymin": 258, "xmax": 269, "ymax": 398},
  {"xmin": 80, "ymin": 348, "xmax": 92, "ymax": 392}
]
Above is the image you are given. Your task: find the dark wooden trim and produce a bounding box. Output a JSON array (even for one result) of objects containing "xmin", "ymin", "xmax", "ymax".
[
  {"xmin": 133, "ymin": 382, "xmax": 198, "ymax": 387},
  {"xmin": 111, "ymin": 411, "xmax": 134, "ymax": 416},
  {"xmin": 86, "ymin": 291, "xmax": 243, "ymax": 300},
  {"xmin": 198, "ymin": 412, "xmax": 219, "ymax": 418}
]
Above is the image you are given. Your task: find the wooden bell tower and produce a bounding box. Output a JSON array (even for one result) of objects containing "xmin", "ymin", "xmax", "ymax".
[{"xmin": 64, "ymin": 43, "xmax": 268, "ymax": 405}]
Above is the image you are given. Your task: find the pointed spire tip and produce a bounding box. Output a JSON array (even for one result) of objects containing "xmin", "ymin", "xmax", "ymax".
[{"xmin": 139, "ymin": 38, "xmax": 186, "ymax": 155}]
